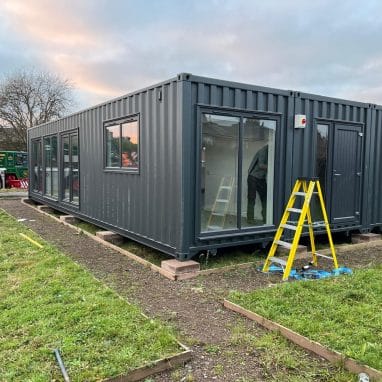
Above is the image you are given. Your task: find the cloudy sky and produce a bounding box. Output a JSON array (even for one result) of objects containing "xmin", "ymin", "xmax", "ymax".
[{"xmin": 1, "ymin": 0, "xmax": 382, "ymax": 110}]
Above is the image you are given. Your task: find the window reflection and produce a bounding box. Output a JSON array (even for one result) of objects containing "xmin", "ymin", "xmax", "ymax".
[
  {"xmin": 71, "ymin": 134, "xmax": 79, "ymax": 205},
  {"xmin": 200, "ymin": 113, "xmax": 276, "ymax": 233},
  {"xmin": 121, "ymin": 121, "xmax": 139, "ymax": 169},
  {"xmin": 63, "ymin": 136, "xmax": 70, "ymax": 201},
  {"xmin": 43, "ymin": 136, "xmax": 58, "ymax": 198},
  {"xmin": 62, "ymin": 132, "xmax": 79, "ymax": 205},
  {"xmin": 31, "ymin": 139, "xmax": 42, "ymax": 193},
  {"xmin": 201, "ymin": 114, "xmax": 239, "ymax": 232},
  {"xmin": 106, "ymin": 125, "xmax": 120, "ymax": 167},
  {"xmin": 312, "ymin": 124, "xmax": 329, "ymax": 220},
  {"xmin": 242, "ymin": 119, "xmax": 276, "ymax": 227}
]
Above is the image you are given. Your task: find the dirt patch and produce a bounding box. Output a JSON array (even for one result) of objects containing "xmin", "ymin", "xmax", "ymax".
[{"xmin": 2, "ymin": 198, "xmax": 381, "ymax": 381}]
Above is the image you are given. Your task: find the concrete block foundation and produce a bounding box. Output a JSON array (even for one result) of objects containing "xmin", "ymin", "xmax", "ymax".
[
  {"xmin": 37, "ymin": 205, "xmax": 55, "ymax": 213},
  {"xmin": 351, "ymin": 233, "xmax": 382, "ymax": 244},
  {"xmin": 96, "ymin": 231, "xmax": 124, "ymax": 245},
  {"xmin": 60, "ymin": 215, "xmax": 79, "ymax": 224},
  {"xmin": 161, "ymin": 259, "xmax": 200, "ymax": 279}
]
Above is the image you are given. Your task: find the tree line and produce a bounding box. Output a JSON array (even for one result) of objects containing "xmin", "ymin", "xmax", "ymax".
[{"xmin": 0, "ymin": 70, "xmax": 73, "ymax": 151}]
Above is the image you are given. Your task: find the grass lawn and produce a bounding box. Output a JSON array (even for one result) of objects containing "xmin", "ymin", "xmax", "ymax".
[
  {"xmin": 73, "ymin": 220, "xmax": 101, "ymax": 235},
  {"xmin": 197, "ymin": 247, "xmax": 265, "ymax": 270},
  {"xmin": 229, "ymin": 267, "xmax": 382, "ymax": 372},
  {"xmin": 0, "ymin": 210, "xmax": 182, "ymax": 381}
]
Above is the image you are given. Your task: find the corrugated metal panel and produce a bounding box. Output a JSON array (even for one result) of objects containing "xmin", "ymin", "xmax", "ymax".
[
  {"xmin": 293, "ymin": 93, "xmax": 370, "ymax": 231},
  {"xmin": 293, "ymin": 93, "xmax": 369, "ymax": 179},
  {"xmin": 184, "ymin": 74, "xmax": 295, "ymax": 254},
  {"xmin": 29, "ymin": 73, "xmax": 382, "ymax": 260},
  {"xmin": 29, "ymin": 77, "xmax": 183, "ymax": 256},
  {"xmin": 367, "ymin": 105, "xmax": 382, "ymax": 227}
]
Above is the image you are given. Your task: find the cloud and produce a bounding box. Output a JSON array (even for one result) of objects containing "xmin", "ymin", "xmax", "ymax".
[{"xmin": 1, "ymin": 0, "xmax": 382, "ymax": 108}]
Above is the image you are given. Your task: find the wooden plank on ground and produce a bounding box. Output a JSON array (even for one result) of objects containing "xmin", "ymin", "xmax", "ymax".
[
  {"xmin": 224, "ymin": 299, "xmax": 382, "ymax": 381},
  {"xmin": 105, "ymin": 348, "xmax": 192, "ymax": 382}
]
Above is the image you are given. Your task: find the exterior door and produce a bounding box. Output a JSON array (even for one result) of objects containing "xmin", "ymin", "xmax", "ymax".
[
  {"xmin": 61, "ymin": 131, "xmax": 79, "ymax": 205},
  {"xmin": 330, "ymin": 124, "xmax": 362, "ymax": 224}
]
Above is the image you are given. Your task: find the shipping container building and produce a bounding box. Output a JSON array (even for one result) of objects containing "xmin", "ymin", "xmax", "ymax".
[{"xmin": 28, "ymin": 73, "xmax": 382, "ymax": 260}]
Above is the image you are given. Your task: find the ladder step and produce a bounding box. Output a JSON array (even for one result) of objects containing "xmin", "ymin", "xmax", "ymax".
[
  {"xmin": 207, "ymin": 225, "xmax": 222, "ymax": 230},
  {"xmin": 294, "ymin": 192, "xmax": 306, "ymax": 196},
  {"xmin": 211, "ymin": 212, "xmax": 225, "ymax": 216},
  {"xmin": 281, "ymin": 223, "xmax": 297, "ymax": 231},
  {"xmin": 270, "ymin": 257, "xmax": 287, "ymax": 266},
  {"xmin": 303, "ymin": 223, "xmax": 326, "ymax": 228},
  {"xmin": 315, "ymin": 252, "xmax": 333, "ymax": 260},
  {"xmin": 275, "ymin": 240, "xmax": 293, "ymax": 249},
  {"xmin": 216, "ymin": 199, "xmax": 229, "ymax": 203},
  {"xmin": 287, "ymin": 208, "xmax": 302, "ymax": 213}
]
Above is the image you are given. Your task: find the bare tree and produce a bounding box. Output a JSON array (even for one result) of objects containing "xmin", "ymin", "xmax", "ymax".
[{"xmin": 0, "ymin": 70, "xmax": 74, "ymax": 150}]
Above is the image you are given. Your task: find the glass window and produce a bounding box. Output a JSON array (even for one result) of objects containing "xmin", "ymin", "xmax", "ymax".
[
  {"xmin": 312, "ymin": 124, "xmax": 329, "ymax": 220},
  {"xmin": 199, "ymin": 112, "xmax": 277, "ymax": 234},
  {"xmin": 62, "ymin": 135, "xmax": 70, "ymax": 201},
  {"xmin": 200, "ymin": 114, "xmax": 239, "ymax": 232},
  {"xmin": 106, "ymin": 124, "xmax": 120, "ymax": 167},
  {"xmin": 121, "ymin": 121, "xmax": 139, "ymax": 169},
  {"xmin": 51, "ymin": 136, "xmax": 58, "ymax": 198},
  {"xmin": 105, "ymin": 117, "xmax": 139, "ymax": 171},
  {"xmin": 44, "ymin": 136, "xmax": 52, "ymax": 196},
  {"xmin": 15, "ymin": 153, "xmax": 26, "ymax": 166},
  {"xmin": 62, "ymin": 132, "xmax": 79, "ymax": 205},
  {"xmin": 316, "ymin": 124, "xmax": 329, "ymax": 195},
  {"xmin": 71, "ymin": 134, "xmax": 79, "ymax": 205},
  {"xmin": 242, "ymin": 119, "xmax": 276, "ymax": 227},
  {"xmin": 31, "ymin": 139, "xmax": 42, "ymax": 193}
]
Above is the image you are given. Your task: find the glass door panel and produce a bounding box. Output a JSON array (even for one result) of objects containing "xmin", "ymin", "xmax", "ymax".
[
  {"xmin": 242, "ymin": 119, "xmax": 276, "ymax": 227},
  {"xmin": 51, "ymin": 136, "xmax": 58, "ymax": 198},
  {"xmin": 201, "ymin": 114, "xmax": 239, "ymax": 232},
  {"xmin": 312, "ymin": 124, "xmax": 329, "ymax": 221},
  {"xmin": 71, "ymin": 134, "xmax": 79, "ymax": 205},
  {"xmin": 62, "ymin": 135, "xmax": 70, "ymax": 201},
  {"xmin": 44, "ymin": 137, "xmax": 52, "ymax": 196},
  {"xmin": 31, "ymin": 139, "xmax": 42, "ymax": 193}
]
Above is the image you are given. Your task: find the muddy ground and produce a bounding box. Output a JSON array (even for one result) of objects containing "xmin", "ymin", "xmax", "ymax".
[{"xmin": 1, "ymin": 198, "xmax": 381, "ymax": 382}]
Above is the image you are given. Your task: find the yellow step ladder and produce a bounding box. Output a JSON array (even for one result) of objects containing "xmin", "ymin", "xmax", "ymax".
[
  {"xmin": 207, "ymin": 176, "xmax": 235, "ymax": 231},
  {"xmin": 262, "ymin": 177, "xmax": 338, "ymax": 280}
]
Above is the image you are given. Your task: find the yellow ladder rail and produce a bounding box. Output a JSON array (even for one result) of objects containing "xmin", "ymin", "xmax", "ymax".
[{"xmin": 262, "ymin": 177, "xmax": 338, "ymax": 280}]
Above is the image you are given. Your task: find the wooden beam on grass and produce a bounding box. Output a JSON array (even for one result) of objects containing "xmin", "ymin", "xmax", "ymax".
[{"xmin": 224, "ymin": 299, "xmax": 382, "ymax": 381}]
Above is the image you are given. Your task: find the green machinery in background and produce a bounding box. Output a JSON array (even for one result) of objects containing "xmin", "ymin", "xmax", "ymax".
[{"xmin": 0, "ymin": 151, "xmax": 28, "ymax": 188}]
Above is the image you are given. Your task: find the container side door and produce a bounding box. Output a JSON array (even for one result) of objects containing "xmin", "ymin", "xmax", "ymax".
[{"xmin": 330, "ymin": 124, "xmax": 362, "ymax": 224}]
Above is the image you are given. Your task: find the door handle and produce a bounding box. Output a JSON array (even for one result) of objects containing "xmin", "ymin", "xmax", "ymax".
[{"xmin": 333, "ymin": 173, "xmax": 341, "ymax": 176}]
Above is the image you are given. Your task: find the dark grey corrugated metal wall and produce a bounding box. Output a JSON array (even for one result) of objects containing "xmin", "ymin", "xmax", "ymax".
[
  {"xmin": 29, "ymin": 78, "xmax": 184, "ymax": 255},
  {"xmin": 28, "ymin": 74, "xmax": 382, "ymax": 260},
  {"xmin": 293, "ymin": 94, "xmax": 369, "ymax": 179},
  {"xmin": 367, "ymin": 106, "xmax": 382, "ymax": 227},
  {"xmin": 182, "ymin": 75, "xmax": 295, "ymax": 254},
  {"xmin": 293, "ymin": 93, "xmax": 370, "ymax": 230}
]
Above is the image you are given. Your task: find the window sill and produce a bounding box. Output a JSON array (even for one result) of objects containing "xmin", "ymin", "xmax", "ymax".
[{"xmin": 103, "ymin": 168, "xmax": 140, "ymax": 175}]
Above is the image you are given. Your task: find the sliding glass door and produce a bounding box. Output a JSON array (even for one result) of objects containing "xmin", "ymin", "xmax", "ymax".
[
  {"xmin": 62, "ymin": 131, "xmax": 79, "ymax": 205},
  {"xmin": 201, "ymin": 114, "xmax": 239, "ymax": 232},
  {"xmin": 200, "ymin": 111, "xmax": 277, "ymax": 233},
  {"xmin": 43, "ymin": 135, "xmax": 58, "ymax": 198},
  {"xmin": 242, "ymin": 118, "xmax": 276, "ymax": 227},
  {"xmin": 31, "ymin": 139, "xmax": 42, "ymax": 193}
]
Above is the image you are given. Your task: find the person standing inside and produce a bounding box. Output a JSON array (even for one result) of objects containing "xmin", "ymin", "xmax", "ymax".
[{"xmin": 247, "ymin": 145, "xmax": 268, "ymax": 225}]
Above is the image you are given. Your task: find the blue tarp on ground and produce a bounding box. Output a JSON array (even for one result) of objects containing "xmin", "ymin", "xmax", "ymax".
[{"xmin": 263, "ymin": 265, "xmax": 353, "ymax": 280}]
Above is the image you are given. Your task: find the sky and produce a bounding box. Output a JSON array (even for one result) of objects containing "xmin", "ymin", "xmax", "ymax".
[{"xmin": 1, "ymin": 0, "xmax": 382, "ymax": 110}]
